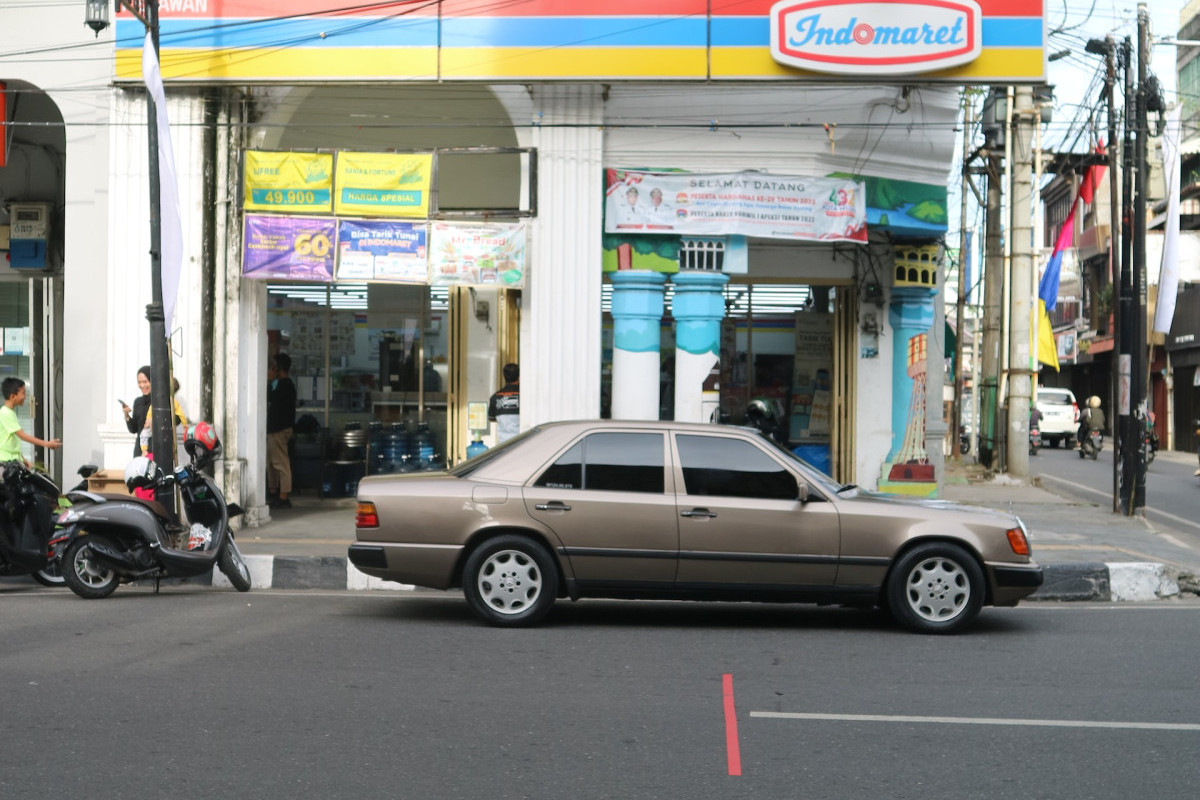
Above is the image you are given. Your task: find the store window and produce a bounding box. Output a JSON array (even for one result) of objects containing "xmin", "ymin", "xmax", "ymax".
[{"xmin": 267, "ymin": 281, "xmax": 451, "ymax": 495}]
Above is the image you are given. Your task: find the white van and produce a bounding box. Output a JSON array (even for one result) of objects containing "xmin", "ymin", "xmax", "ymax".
[{"xmin": 1036, "ymin": 387, "xmax": 1079, "ymax": 448}]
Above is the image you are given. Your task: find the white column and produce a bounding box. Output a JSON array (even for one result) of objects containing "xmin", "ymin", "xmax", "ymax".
[{"xmin": 521, "ymin": 86, "xmax": 604, "ymax": 427}]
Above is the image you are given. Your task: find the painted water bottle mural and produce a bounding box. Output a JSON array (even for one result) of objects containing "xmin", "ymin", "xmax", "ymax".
[{"xmin": 880, "ymin": 244, "xmax": 939, "ymax": 496}]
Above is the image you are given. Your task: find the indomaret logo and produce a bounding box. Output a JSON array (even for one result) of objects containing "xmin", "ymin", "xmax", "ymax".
[{"xmin": 769, "ymin": 0, "xmax": 982, "ymax": 76}]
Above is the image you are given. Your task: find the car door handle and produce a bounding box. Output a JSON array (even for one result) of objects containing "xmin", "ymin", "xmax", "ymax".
[
  {"xmin": 535, "ymin": 502, "xmax": 572, "ymax": 512},
  {"xmin": 680, "ymin": 508, "xmax": 717, "ymax": 518}
]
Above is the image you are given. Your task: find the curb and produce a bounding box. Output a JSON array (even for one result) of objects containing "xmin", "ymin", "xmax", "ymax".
[{"xmin": 200, "ymin": 556, "xmax": 1189, "ymax": 602}]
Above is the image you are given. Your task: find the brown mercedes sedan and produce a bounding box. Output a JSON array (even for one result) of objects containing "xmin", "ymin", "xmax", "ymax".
[{"xmin": 349, "ymin": 420, "xmax": 1042, "ymax": 633}]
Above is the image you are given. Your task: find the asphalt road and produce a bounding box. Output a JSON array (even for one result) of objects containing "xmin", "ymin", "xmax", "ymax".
[
  {"xmin": 3, "ymin": 587, "xmax": 1199, "ymax": 799},
  {"xmin": 1032, "ymin": 444, "xmax": 1200, "ymax": 543}
]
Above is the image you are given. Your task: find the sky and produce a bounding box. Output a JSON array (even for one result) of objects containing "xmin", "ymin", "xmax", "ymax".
[{"xmin": 1043, "ymin": 1, "xmax": 1183, "ymax": 155}]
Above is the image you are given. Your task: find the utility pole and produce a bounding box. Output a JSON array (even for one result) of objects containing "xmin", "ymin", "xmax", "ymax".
[
  {"xmin": 121, "ymin": 0, "xmax": 176, "ymax": 510},
  {"xmin": 1104, "ymin": 36, "xmax": 1122, "ymax": 513},
  {"xmin": 1130, "ymin": 4, "xmax": 1149, "ymax": 513},
  {"xmin": 1118, "ymin": 33, "xmax": 1136, "ymax": 514},
  {"xmin": 953, "ymin": 96, "xmax": 972, "ymax": 460},
  {"xmin": 1006, "ymin": 86, "xmax": 1035, "ymax": 476},
  {"xmin": 979, "ymin": 150, "xmax": 1004, "ymax": 469}
]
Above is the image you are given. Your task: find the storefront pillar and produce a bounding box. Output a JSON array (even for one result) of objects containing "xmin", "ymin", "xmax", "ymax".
[
  {"xmin": 610, "ymin": 270, "xmax": 666, "ymax": 420},
  {"xmin": 671, "ymin": 271, "xmax": 729, "ymax": 423}
]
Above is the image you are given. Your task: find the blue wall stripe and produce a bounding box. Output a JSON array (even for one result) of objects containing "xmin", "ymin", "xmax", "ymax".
[{"xmin": 119, "ymin": 15, "xmax": 1040, "ymax": 51}]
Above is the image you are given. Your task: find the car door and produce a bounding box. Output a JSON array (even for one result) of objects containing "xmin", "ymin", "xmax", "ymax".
[
  {"xmin": 524, "ymin": 431, "xmax": 678, "ymax": 590},
  {"xmin": 672, "ymin": 431, "xmax": 839, "ymax": 590}
]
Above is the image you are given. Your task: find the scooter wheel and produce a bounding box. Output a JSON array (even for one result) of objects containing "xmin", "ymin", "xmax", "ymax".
[
  {"xmin": 30, "ymin": 561, "xmax": 66, "ymax": 587},
  {"xmin": 63, "ymin": 536, "xmax": 120, "ymax": 599},
  {"xmin": 217, "ymin": 538, "xmax": 252, "ymax": 592}
]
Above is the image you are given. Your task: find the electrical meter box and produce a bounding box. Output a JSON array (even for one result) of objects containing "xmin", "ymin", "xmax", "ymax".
[{"xmin": 7, "ymin": 203, "xmax": 51, "ymax": 269}]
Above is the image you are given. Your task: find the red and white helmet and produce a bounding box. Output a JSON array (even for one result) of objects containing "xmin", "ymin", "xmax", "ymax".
[{"xmin": 183, "ymin": 421, "xmax": 220, "ymax": 460}]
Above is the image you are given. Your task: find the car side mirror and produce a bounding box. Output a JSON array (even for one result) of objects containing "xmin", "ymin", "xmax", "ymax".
[{"xmin": 798, "ymin": 482, "xmax": 810, "ymax": 504}]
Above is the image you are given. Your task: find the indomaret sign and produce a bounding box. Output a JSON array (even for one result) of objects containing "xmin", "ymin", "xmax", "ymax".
[{"xmin": 770, "ymin": 0, "xmax": 983, "ymax": 75}]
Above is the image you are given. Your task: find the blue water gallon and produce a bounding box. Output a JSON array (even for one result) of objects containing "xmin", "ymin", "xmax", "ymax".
[
  {"xmin": 411, "ymin": 422, "xmax": 435, "ymax": 466},
  {"xmin": 792, "ymin": 444, "xmax": 832, "ymax": 475},
  {"xmin": 466, "ymin": 438, "xmax": 488, "ymax": 459}
]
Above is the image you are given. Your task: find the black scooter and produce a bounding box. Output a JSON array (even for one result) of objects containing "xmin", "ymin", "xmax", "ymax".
[
  {"xmin": 55, "ymin": 425, "xmax": 251, "ymax": 598},
  {"xmin": 0, "ymin": 463, "xmax": 71, "ymax": 587}
]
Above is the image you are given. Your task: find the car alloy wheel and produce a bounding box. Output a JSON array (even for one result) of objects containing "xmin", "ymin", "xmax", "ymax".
[
  {"xmin": 463, "ymin": 534, "xmax": 558, "ymax": 627},
  {"xmin": 886, "ymin": 542, "xmax": 984, "ymax": 634}
]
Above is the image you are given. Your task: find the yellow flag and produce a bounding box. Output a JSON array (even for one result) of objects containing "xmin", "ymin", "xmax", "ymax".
[{"xmin": 1036, "ymin": 299, "xmax": 1059, "ymax": 371}]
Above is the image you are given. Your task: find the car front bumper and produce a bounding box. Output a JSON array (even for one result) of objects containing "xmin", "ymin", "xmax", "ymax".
[{"xmin": 989, "ymin": 562, "xmax": 1044, "ymax": 606}]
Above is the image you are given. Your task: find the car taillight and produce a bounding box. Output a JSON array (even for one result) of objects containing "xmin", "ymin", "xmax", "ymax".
[
  {"xmin": 1006, "ymin": 527, "xmax": 1030, "ymax": 556},
  {"xmin": 356, "ymin": 502, "xmax": 379, "ymax": 528},
  {"xmin": 1072, "ymin": 403, "xmax": 1079, "ymax": 422}
]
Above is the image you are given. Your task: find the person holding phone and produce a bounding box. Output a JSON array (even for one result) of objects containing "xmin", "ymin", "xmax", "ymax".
[{"xmin": 120, "ymin": 365, "xmax": 153, "ymax": 458}]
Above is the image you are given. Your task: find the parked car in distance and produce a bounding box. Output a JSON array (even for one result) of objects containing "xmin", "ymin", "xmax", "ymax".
[
  {"xmin": 1036, "ymin": 387, "xmax": 1079, "ymax": 448},
  {"xmin": 349, "ymin": 420, "xmax": 1043, "ymax": 634}
]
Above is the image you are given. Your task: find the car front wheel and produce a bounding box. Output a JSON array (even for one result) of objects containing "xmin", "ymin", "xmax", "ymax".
[
  {"xmin": 463, "ymin": 535, "xmax": 558, "ymax": 627},
  {"xmin": 886, "ymin": 543, "xmax": 984, "ymax": 634}
]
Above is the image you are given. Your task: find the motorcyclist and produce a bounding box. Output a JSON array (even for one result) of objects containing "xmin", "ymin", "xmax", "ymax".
[{"xmin": 1078, "ymin": 395, "xmax": 1104, "ymax": 448}]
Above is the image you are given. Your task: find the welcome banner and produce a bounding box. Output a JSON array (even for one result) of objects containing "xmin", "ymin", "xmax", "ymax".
[{"xmin": 604, "ymin": 169, "xmax": 868, "ymax": 242}]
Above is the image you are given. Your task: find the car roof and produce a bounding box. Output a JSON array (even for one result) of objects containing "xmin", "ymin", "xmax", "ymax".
[{"xmin": 1037, "ymin": 388, "xmax": 1075, "ymax": 399}]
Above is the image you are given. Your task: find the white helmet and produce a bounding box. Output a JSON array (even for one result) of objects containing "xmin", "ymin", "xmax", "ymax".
[{"xmin": 124, "ymin": 456, "xmax": 162, "ymax": 492}]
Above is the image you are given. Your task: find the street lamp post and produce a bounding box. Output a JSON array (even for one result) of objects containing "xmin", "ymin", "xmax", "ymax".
[{"xmin": 84, "ymin": 1, "xmax": 176, "ymax": 508}]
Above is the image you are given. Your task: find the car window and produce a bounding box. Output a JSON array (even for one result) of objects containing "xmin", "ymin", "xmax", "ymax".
[
  {"xmin": 534, "ymin": 433, "xmax": 665, "ymax": 493},
  {"xmin": 1037, "ymin": 391, "xmax": 1073, "ymax": 406},
  {"xmin": 676, "ymin": 434, "xmax": 798, "ymax": 500}
]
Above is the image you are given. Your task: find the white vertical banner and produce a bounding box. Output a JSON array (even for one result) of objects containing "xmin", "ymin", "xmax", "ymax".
[
  {"xmin": 142, "ymin": 32, "xmax": 184, "ymax": 332},
  {"xmin": 1153, "ymin": 105, "xmax": 1181, "ymax": 335}
]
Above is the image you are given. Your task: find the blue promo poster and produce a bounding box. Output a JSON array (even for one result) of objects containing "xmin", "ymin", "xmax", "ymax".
[{"xmin": 336, "ymin": 219, "xmax": 428, "ymax": 282}]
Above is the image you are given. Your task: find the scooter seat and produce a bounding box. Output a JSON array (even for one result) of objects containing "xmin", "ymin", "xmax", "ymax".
[{"xmin": 94, "ymin": 492, "xmax": 180, "ymax": 526}]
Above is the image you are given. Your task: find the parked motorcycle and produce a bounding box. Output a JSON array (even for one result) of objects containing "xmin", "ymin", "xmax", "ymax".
[
  {"xmin": 1079, "ymin": 429, "xmax": 1103, "ymax": 460},
  {"xmin": 0, "ymin": 463, "xmax": 69, "ymax": 587},
  {"xmin": 56, "ymin": 422, "xmax": 252, "ymax": 599},
  {"xmin": 1029, "ymin": 424, "xmax": 1041, "ymax": 456}
]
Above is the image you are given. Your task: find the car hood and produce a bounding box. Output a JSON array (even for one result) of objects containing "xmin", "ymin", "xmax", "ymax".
[{"xmin": 843, "ymin": 488, "xmax": 1019, "ymax": 525}]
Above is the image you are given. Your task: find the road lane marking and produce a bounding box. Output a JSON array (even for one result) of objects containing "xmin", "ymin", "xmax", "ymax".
[
  {"xmin": 750, "ymin": 711, "xmax": 1200, "ymax": 731},
  {"xmin": 722, "ymin": 674, "xmax": 742, "ymax": 776}
]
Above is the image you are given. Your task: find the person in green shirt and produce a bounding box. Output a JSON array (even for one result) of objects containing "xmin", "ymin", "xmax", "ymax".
[{"xmin": 0, "ymin": 377, "xmax": 61, "ymax": 466}]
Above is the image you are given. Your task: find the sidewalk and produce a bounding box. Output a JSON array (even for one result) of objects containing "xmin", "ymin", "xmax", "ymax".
[
  {"xmin": 941, "ymin": 458, "xmax": 1200, "ymax": 602},
  {"xmin": 226, "ymin": 469, "xmax": 1200, "ymax": 601}
]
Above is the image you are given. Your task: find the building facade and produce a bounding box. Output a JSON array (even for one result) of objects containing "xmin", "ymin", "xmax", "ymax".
[{"xmin": 3, "ymin": 1, "xmax": 1049, "ymax": 519}]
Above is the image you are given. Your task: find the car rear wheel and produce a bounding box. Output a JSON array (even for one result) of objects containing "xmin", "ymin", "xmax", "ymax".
[
  {"xmin": 886, "ymin": 543, "xmax": 984, "ymax": 634},
  {"xmin": 463, "ymin": 535, "xmax": 558, "ymax": 627}
]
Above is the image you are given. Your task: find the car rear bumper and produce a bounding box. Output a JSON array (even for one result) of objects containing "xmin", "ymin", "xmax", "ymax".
[{"xmin": 348, "ymin": 541, "xmax": 461, "ymax": 589}]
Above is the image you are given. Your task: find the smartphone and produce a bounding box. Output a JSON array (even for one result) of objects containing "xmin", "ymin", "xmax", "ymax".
[{"xmin": 117, "ymin": 399, "xmax": 127, "ymax": 407}]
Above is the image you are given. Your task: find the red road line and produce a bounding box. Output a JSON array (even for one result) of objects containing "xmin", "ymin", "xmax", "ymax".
[{"xmin": 722, "ymin": 673, "xmax": 742, "ymax": 776}]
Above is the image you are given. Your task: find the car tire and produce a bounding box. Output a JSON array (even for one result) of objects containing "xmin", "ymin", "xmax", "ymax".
[
  {"xmin": 463, "ymin": 535, "xmax": 558, "ymax": 627},
  {"xmin": 886, "ymin": 542, "xmax": 984, "ymax": 635}
]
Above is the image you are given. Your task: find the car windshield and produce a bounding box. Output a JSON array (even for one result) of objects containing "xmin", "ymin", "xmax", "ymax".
[{"xmin": 757, "ymin": 433, "xmax": 844, "ymax": 495}]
